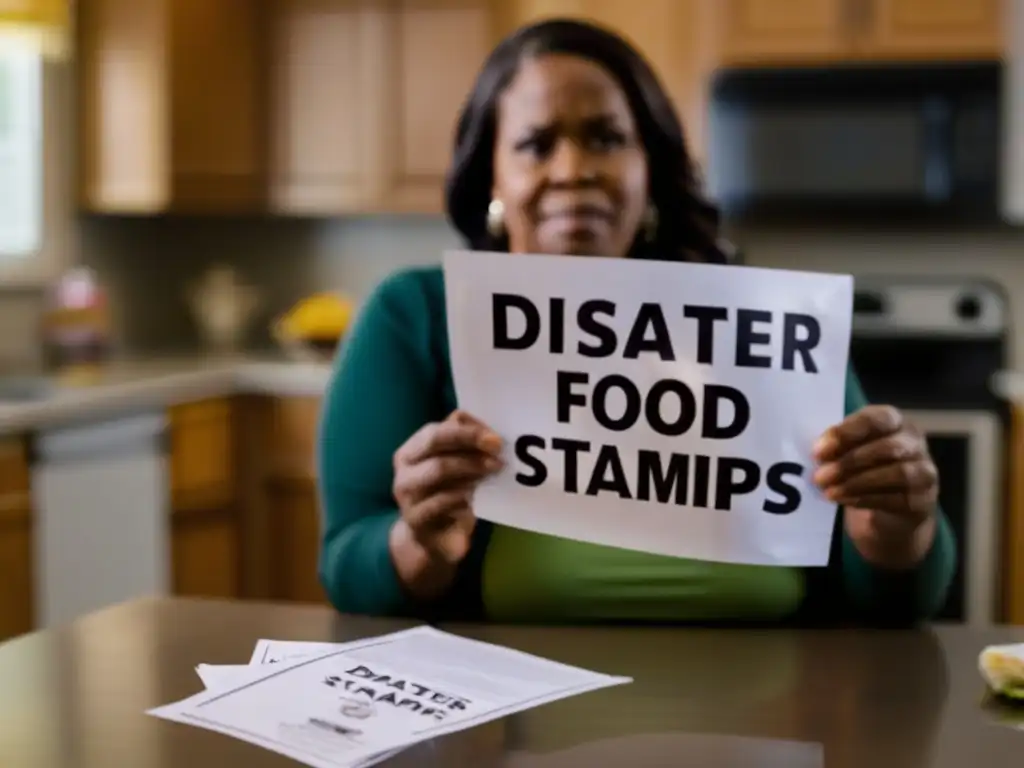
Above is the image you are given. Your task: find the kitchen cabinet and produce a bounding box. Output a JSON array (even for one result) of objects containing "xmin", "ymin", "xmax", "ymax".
[
  {"xmin": 263, "ymin": 397, "xmax": 327, "ymax": 604},
  {"xmin": 267, "ymin": 0, "xmax": 377, "ymax": 213},
  {"xmin": 710, "ymin": 0, "xmax": 1002, "ymax": 66},
  {"xmin": 862, "ymin": 0, "xmax": 1003, "ymax": 61},
  {"xmin": 169, "ymin": 394, "xmax": 327, "ymax": 605},
  {"xmin": 77, "ymin": 0, "xmax": 267, "ymax": 214},
  {"xmin": 709, "ymin": 0, "xmax": 853, "ymax": 66},
  {"xmin": 268, "ymin": 0, "xmax": 494, "ymax": 214},
  {"xmin": 75, "ymin": 0, "xmax": 1005, "ymax": 217},
  {"xmin": 169, "ymin": 399, "xmax": 242, "ymax": 600},
  {"xmin": 1006, "ymin": 406, "xmax": 1024, "ymax": 625},
  {"xmin": 494, "ymin": 0, "xmax": 713, "ymax": 165},
  {"xmin": 0, "ymin": 438, "xmax": 33, "ymax": 641}
]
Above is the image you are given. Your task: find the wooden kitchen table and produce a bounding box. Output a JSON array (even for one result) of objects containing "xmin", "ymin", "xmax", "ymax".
[{"xmin": 0, "ymin": 598, "xmax": 1022, "ymax": 767}]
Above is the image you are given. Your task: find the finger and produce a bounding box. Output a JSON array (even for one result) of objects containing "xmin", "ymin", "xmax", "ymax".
[
  {"xmin": 825, "ymin": 459, "xmax": 937, "ymax": 500},
  {"xmin": 813, "ymin": 405, "xmax": 903, "ymax": 462},
  {"xmin": 406, "ymin": 487, "xmax": 473, "ymax": 532},
  {"xmin": 834, "ymin": 488, "xmax": 937, "ymax": 518},
  {"xmin": 431, "ymin": 508, "xmax": 476, "ymax": 564},
  {"xmin": 847, "ymin": 506, "xmax": 923, "ymax": 538},
  {"xmin": 396, "ymin": 453, "xmax": 502, "ymax": 503},
  {"xmin": 397, "ymin": 418, "xmax": 502, "ymax": 465},
  {"xmin": 447, "ymin": 408, "xmax": 484, "ymax": 426},
  {"xmin": 813, "ymin": 431, "xmax": 923, "ymax": 488},
  {"xmin": 447, "ymin": 409, "xmax": 503, "ymax": 452}
]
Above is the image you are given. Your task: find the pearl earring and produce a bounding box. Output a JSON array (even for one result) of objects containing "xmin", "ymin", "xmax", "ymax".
[{"xmin": 487, "ymin": 199, "xmax": 505, "ymax": 237}]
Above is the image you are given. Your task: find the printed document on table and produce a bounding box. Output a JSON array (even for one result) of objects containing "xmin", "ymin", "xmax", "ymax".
[
  {"xmin": 247, "ymin": 627, "xmax": 432, "ymax": 666},
  {"xmin": 194, "ymin": 644, "xmax": 407, "ymax": 767},
  {"xmin": 193, "ymin": 634, "xmax": 404, "ymax": 691},
  {"xmin": 151, "ymin": 625, "xmax": 631, "ymax": 768},
  {"xmin": 195, "ymin": 663, "xmax": 255, "ymax": 691}
]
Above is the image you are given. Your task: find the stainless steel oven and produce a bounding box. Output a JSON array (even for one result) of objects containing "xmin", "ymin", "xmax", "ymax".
[
  {"xmin": 902, "ymin": 410, "xmax": 1002, "ymax": 625},
  {"xmin": 849, "ymin": 277, "xmax": 1008, "ymax": 626}
]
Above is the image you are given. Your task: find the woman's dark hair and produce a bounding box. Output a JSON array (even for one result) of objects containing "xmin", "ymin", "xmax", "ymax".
[{"xmin": 445, "ymin": 18, "xmax": 728, "ymax": 264}]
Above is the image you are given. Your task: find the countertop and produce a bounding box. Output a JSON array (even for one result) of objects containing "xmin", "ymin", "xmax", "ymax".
[
  {"xmin": 0, "ymin": 356, "xmax": 334, "ymax": 435},
  {"xmin": 0, "ymin": 597, "xmax": 1022, "ymax": 767}
]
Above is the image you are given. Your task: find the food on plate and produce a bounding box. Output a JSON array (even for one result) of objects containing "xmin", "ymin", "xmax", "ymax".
[{"xmin": 979, "ymin": 643, "xmax": 1024, "ymax": 701}]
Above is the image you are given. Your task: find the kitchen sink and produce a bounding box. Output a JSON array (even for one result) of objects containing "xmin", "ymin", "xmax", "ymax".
[{"xmin": 0, "ymin": 376, "xmax": 56, "ymax": 403}]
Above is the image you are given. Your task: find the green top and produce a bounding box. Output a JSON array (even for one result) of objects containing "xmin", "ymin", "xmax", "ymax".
[{"xmin": 317, "ymin": 265, "xmax": 957, "ymax": 625}]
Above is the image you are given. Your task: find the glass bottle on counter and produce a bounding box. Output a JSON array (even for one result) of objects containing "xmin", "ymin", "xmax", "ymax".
[{"xmin": 40, "ymin": 267, "xmax": 113, "ymax": 381}]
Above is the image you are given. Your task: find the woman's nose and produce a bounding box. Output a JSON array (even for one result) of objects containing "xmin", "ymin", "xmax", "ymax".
[{"xmin": 548, "ymin": 139, "xmax": 595, "ymax": 184}]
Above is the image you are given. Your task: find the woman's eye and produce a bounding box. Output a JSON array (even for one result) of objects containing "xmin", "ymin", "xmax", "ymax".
[
  {"xmin": 589, "ymin": 129, "xmax": 626, "ymax": 151},
  {"xmin": 515, "ymin": 133, "xmax": 554, "ymax": 157}
]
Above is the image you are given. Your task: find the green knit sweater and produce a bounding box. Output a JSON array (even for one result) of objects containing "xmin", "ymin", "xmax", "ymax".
[{"xmin": 317, "ymin": 265, "xmax": 956, "ymax": 626}]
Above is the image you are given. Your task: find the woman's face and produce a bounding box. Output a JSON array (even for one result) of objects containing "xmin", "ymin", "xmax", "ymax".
[{"xmin": 492, "ymin": 53, "xmax": 649, "ymax": 258}]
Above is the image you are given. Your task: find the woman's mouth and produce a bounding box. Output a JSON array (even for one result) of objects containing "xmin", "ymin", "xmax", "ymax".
[{"xmin": 542, "ymin": 205, "xmax": 614, "ymax": 235}]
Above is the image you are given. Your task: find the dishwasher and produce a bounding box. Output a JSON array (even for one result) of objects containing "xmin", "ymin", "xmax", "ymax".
[{"xmin": 31, "ymin": 411, "xmax": 171, "ymax": 628}]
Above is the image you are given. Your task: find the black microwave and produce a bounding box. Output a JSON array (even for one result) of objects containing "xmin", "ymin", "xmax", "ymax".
[{"xmin": 704, "ymin": 62, "xmax": 1003, "ymax": 225}]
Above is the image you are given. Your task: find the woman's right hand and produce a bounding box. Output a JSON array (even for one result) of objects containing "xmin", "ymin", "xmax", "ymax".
[{"xmin": 392, "ymin": 410, "xmax": 504, "ymax": 565}]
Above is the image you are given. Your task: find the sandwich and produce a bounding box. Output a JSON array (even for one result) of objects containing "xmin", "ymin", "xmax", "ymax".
[{"xmin": 979, "ymin": 643, "xmax": 1024, "ymax": 701}]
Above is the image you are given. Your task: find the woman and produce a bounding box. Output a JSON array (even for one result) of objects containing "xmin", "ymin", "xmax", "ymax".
[{"xmin": 317, "ymin": 19, "xmax": 955, "ymax": 626}]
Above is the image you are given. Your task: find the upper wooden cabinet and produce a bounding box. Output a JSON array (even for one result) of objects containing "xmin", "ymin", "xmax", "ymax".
[
  {"xmin": 267, "ymin": 0, "xmax": 374, "ymax": 214},
  {"xmin": 710, "ymin": 0, "xmax": 852, "ymax": 65},
  {"xmin": 78, "ymin": 0, "xmax": 268, "ymax": 214},
  {"xmin": 268, "ymin": 0, "xmax": 494, "ymax": 215},
  {"xmin": 863, "ymin": 0, "xmax": 1003, "ymax": 61},
  {"xmin": 711, "ymin": 0, "xmax": 1002, "ymax": 66},
  {"xmin": 76, "ymin": 0, "xmax": 1005, "ymax": 216}
]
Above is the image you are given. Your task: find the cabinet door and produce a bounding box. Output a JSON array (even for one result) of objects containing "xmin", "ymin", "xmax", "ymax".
[
  {"xmin": 494, "ymin": 0, "xmax": 586, "ymax": 28},
  {"xmin": 372, "ymin": 0, "xmax": 495, "ymax": 212},
  {"xmin": 78, "ymin": 0, "xmax": 169, "ymax": 212},
  {"xmin": 268, "ymin": 0, "xmax": 378, "ymax": 214},
  {"xmin": 168, "ymin": 0, "xmax": 267, "ymax": 210},
  {"xmin": 78, "ymin": 0, "xmax": 266, "ymax": 213},
  {"xmin": 169, "ymin": 400, "xmax": 241, "ymax": 600},
  {"xmin": 861, "ymin": 0, "xmax": 1002, "ymax": 61},
  {"xmin": 1007, "ymin": 405, "xmax": 1024, "ymax": 624},
  {"xmin": 710, "ymin": 0, "xmax": 854, "ymax": 65},
  {"xmin": 0, "ymin": 439, "xmax": 32, "ymax": 641}
]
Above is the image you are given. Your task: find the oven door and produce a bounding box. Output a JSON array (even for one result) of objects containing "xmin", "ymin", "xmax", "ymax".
[{"xmin": 904, "ymin": 410, "xmax": 1002, "ymax": 626}]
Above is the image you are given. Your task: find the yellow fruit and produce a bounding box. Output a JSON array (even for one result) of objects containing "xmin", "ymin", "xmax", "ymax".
[{"xmin": 279, "ymin": 293, "xmax": 354, "ymax": 341}]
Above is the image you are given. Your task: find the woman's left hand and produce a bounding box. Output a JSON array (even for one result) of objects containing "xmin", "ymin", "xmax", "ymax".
[{"xmin": 812, "ymin": 405, "xmax": 939, "ymax": 569}]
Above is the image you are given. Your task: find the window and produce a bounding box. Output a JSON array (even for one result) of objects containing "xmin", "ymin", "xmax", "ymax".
[{"xmin": 0, "ymin": 31, "xmax": 42, "ymax": 260}]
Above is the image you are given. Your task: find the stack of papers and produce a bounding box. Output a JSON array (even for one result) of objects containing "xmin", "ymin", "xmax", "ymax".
[{"xmin": 148, "ymin": 625, "xmax": 632, "ymax": 768}]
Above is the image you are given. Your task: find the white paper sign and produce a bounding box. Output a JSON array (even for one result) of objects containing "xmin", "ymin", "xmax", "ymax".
[{"xmin": 444, "ymin": 250, "xmax": 853, "ymax": 567}]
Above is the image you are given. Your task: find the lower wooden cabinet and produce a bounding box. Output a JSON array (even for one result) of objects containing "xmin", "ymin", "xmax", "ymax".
[
  {"xmin": 169, "ymin": 398, "xmax": 243, "ymax": 600},
  {"xmin": 1005, "ymin": 405, "xmax": 1024, "ymax": 624},
  {"xmin": 267, "ymin": 476, "xmax": 327, "ymax": 604},
  {"xmin": 170, "ymin": 505, "xmax": 242, "ymax": 600},
  {"xmin": 263, "ymin": 396, "xmax": 329, "ymax": 605},
  {"xmin": 0, "ymin": 438, "xmax": 33, "ymax": 640},
  {"xmin": 168, "ymin": 394, "xmax": 328, "ymax": 606}
]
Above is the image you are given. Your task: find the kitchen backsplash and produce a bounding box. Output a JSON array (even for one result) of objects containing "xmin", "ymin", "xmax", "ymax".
[
  {"xmin": 77, "ymin": 213, "xmax": 463, "ymax": 354},
  {"xmin": 2, "ymin": 215, "xmax": 1024, "ymax": 363}
]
